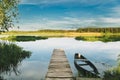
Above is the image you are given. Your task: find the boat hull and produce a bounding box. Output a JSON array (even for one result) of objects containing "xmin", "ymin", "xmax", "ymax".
[{"xmin": 74, "ymin": 53, "xmax": 100, "ymax": 78}]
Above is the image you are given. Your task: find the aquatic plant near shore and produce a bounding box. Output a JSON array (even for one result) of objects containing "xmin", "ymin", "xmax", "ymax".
[
  {"xmin": 0, "ymin": 42, "xmax": 31, "ymax": 79},
  {"xmin": 75, "ymin": 34, "xmax": 120, "ymax": 42},
  {"xmin": 0, "ymin": 36, "xmax": 48, "ymax": 41},
  {"xmin": 103, "ymin": 54, "xmax": 120, "ymax": 80}
]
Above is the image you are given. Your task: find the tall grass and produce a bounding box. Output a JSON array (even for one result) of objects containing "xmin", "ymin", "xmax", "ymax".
[
  {"xmin": 75, "ymin": 36, "xmax": 99, "ymax": 42},
  {"xmin": 75, "ymin": 33, "xmax": 120, "ymax": 42},
  {"xmin": 0, "ymin": 42, "xmax": 31, "ymax": 79},
  {"xmin": 103, "ymin": 66, "xmax": 120, "ymax": 80},
  {"xmin": 103, "ymin": 54, "xmax": 120, "ymax": 80}
]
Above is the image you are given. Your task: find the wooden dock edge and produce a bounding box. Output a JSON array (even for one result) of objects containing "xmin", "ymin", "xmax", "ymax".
[{"xmin": 45, "ymin": 49, "xmax": 74, "ymax": 80}]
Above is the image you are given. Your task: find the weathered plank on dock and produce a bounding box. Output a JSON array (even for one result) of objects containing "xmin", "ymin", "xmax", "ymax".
[{"xmin": 45, "ymin": 49, "xmax": 74, "ymax": 80}]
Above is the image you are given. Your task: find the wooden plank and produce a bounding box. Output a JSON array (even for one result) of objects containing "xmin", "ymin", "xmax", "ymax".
[
  {"xmin": 76, "ymin": 78, "xmax": 102, "ymax": 80},
  {"xmin": 45, "ymin": 49, "xmax": 74, "ymax": 80},
  {"xmin": 46, "ymin": 78, "xmax": 74, "ymax": 80}
]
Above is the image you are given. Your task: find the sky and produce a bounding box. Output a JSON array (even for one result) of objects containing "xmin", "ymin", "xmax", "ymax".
[{"xmin": 14, "ymin": 0, "xmax": 120, "ymax": 30}]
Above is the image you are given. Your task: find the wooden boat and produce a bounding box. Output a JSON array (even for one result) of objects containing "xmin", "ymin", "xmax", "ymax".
[{"xmin": 74, "ymin": 53, "xmax": 100, "ymax": 78}]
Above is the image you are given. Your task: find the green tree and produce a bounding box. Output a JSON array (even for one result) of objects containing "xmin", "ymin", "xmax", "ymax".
[{"xmin": 0, "ymin": 0, "xmax": 19, "ymax": 31}]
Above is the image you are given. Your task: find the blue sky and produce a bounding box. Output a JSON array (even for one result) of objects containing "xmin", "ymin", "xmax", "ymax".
[{"xmin": 14, "ymin": 0, "xmax": 120, "ymax": 30}]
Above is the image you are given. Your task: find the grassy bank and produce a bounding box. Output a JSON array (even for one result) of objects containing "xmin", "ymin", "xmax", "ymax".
[
  {"xmin": 0, "ymin": 30, "xmax": 102, "ymax": 37},
  {"xmin": 75, "ymin": 33, "xmax": 120, "ymax": 42},
  {"xmin": 0, "ymin": 30, "xmax": 120, "ymax": 42},
  {"xmin": 1, "ymin": 36, "xmax": 48, "ymax": 41},
  {"xmin": 75, "ymin": 35, "xmax": 120, "ymax": 42}
]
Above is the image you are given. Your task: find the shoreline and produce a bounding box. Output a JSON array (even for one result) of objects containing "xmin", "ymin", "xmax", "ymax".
[
  {"xmin": 0, "ymin": 30, "xmax": 120, "ymax": 42},
  {"xmin": 0, "ymin": 30, "xmax": 102, "ymax": 38}
]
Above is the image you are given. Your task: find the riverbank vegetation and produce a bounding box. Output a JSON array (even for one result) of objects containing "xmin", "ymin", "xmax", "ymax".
[
  {"xmin": 0, "ymin": 42, "xmax": 31, "ymax": 79},
  {"xmin": 1, "ymin": 36, "xmax": 48, "ymax": 41},
  {"xmin": 76, "ymin": 27, "xmax": 120, "ymax": 33},
  {"xmin": 75, "ymin": 33, "xmax": 120, "ymax": 42},
  {"xmin": 75, "ymin": 27, "xmax": 120, "ymax": 42},
  {"xmin": 0, "ymin": 28, "xmax": 120, "ymax": 42},
  {"xmin": 0, "ymin": 30, "xmax": 101, "ymax": 37},
  {"xmin": 103, "ymin": 54, "xmax": 120, "ymax": 80}
]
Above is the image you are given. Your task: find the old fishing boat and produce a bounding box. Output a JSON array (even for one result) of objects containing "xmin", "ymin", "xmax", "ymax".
[{"xmin": 74, "ymin": 53, "xmax": 100, "ymax": 78}]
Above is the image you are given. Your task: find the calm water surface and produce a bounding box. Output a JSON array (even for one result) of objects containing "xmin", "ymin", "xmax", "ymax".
[{"xmin": 3, "ymin": 38, "xmax": 120, "ymax": 80}]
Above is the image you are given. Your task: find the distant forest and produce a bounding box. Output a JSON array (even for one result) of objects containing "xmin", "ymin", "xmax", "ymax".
[{"xmin": 76, "ymin": 27, "xmax": 120, "ymax": 33}]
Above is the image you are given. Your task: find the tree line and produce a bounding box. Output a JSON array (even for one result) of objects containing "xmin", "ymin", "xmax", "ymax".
[{"xmin": 76, "ymin": 27, "xmax": 120, "ymax": 33}]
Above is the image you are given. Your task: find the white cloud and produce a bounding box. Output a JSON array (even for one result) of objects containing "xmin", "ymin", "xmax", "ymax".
[
  {"xmin": 20, "ymin": 0, "xmax": 75, "ymax": 4},
  {"xmin": 20, "ymin": 0, "xmax": 117, "ymax": 5},
  {"xmin": 15, "ymin": 17, "xmax": 97, "ymax": 30},
  {"xmin": 74, "ymin": 0, "xmax": 116, "ymax": 6},
  {"xmin": 95, "ymin": 6, "xmax": 120, "ymax": 25},
  {"xmin": 112, "ymin": 6, "xmax": 120, "ymax": 13},
  {"xmin": 18, "ymin": 0, "xmax": 120, "ymax": 30},
  {"xmin": 110, "ymin": 6, "xmax": 120, "ymax": 17},
  {"xmin": 14, "ymin": 16, "xmax": 120, "ymax": 31},
  {"xmin": 100, "ymin": 18, "xmax": 120, "ymax": 23}
]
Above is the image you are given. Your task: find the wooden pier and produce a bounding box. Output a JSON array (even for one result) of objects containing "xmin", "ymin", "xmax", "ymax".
[{"xmin": 45, "ymin": 49, "xmax": 74, "ymax": 80}]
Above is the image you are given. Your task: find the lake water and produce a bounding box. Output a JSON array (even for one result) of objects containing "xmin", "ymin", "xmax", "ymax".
[{"xmin": 2, "ymin": 38, "xmax": 120, "ymax": 80}]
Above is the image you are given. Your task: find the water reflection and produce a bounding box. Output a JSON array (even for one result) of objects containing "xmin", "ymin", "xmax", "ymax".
[
  {"xmin": 1, "ymin": 38, "xmax": 120, "ymax": 80},
  {"xmin": 0, "ymin": 42, "xmax": 31, "ymax": 80}
]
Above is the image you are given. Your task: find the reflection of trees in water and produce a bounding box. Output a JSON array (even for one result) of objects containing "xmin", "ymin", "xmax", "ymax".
[{"xmin": 0, "ymin": 42, "xmax": 31, "ymax": 80}]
